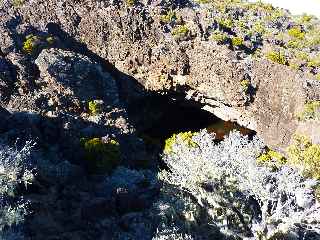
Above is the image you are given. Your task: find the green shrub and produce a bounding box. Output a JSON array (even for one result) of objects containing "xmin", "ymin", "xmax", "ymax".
[
  {"xmin": 126, "ymin": 0, "xmax": 136, "ymax": 6},
  {"xmin": 22, "ymin": 34, "xmax": 55, "ymax": 55},
  {"xmin": 160, "ymin": 10, "xmax": 176, "ymax": 23},
  {"xmin": 81, "ymin": 138, "xmax": 120, "ymax": 174},
  {"xmin": 257, "ymin": 149, "xmax": 286, "ymax": 168},
  {"xmin": 288, "ymin": 26, "xmax": 305, "ymax": 40},
  {"xmin": 297, "ymin": 101, "xmax": 320, "ymax": 121},
  {"xmin": 287, "ymin": 39, "xmax": 302, "ymax": 49},
  {"xmin": 266, "ymin": 50, "xmax": 287, "ymax": 65},
  {"xmin": 287, "ymin": 134, "xmax": 320, "ymax": 179},
  {"xmin": 307, "ymin": 57, "xmax": 320, "ymax": 68},
  {"xmin": 252, "ymin": 22, "xmax": 266, "ymax": 34},
  {"xmin": 300, "ymin": 14, "xmax": 313, "ymax": 23},
  {"xmin": 307, "ymin": 35, "xmax": 320, "ymax": 47},
  {"xmin": 294, "ymin": 51, "xmax": 309, "ymax": 61},
  {"xmin": 12, "ymin": 0, "xmax": 25, "ymax": 7},
  {"xmin": 46, "ymin": 36, "xmax": 55, "ymax": 45},
  {"xmin": 240, "ymin": 79, "xmax": 250, "ymax": 92},
  {"xmin": 164, "ymin": 131, "xmax": 197, "ymax": 154},
  {"xmin": 210, "ymin": 30, "xmax": 228, "ymax": 44},
  {"xmin": 218, "ymin": 18, "xmax": 233, "ymax": 29},
  {"xmin": 289, "ymin": 62, "xmax": 300, "ymax": 71},
  {"xmin": 231, "ymin": 36, "xmax": 243, "ymax": 46},
  {"xmin": 88, "ymin": 100, "xmax": 102, "ymax": 115},
  {"xmin": 23, "ymin": 35, "xmax": 41, "ymax": 54},
  {"xmin": 172, "ymin": 25, "xmax": 189, "ymax": 38}
]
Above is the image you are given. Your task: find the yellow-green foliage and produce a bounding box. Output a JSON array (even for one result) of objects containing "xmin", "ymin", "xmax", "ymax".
[
  {"xmin": 300, "ymin": 14, "xmax": 313, "ymax": 23},
  {"xmin": 88, "ymin": 100, "xmax": 102, "ymax": 115},
  {"xmin": 22, "ymin": 34, "xmax": 55, "ymax": 55},
  {"xmin": 297, "ymin": 101, "xmax": 320, "ymax": 121},
  {"xmin": 248, "ymin": 1, "xmax": 274, "ymax": 12},
  {"xmin": 13, "ymin": 0, "xmax": 25, "ymax": 7},
  {"xmin": 252, "ymin": 22, "xmax": 266, "ymax": 35},
  {"xmin": 287, "ymin": 39, "xmax": 303, "ymax": 49},
  {"xmin": 295, "ymin": 51, "xmax": 309, "ymax": 62},
  {"xmin": 126, "ymin": 0, "xmax": 136, "ymax": 6},
  {"xmin": 289, "ymin": 62, "xmax": 300, "ymax": 71},
  {"xmin": 218, "ymin": 18, "xmax": 233, "ymax": 29},
  {"xmin": 195, "ymin": 0, "xmax": 211, "ymax": 3},
  {"xmin": 307, "ymin": 56, "xmax": 320, "ymax": 68},
  {"xmin": 172, "ymin": 25, "xmax": 189, "ymax": 37},
  {"xmin": 210, "ymin": 30, "xmax": 228, "ymax": 44},
  {"xmin": 307, "ymin": 33, "xmax": 320, "ymax": 47},
  {"xmin": 288, "ymin": 26, "xmax": 305, "ymax": 40},
  {"xmin": 265, "ymin": 8, "xmax": 286, "ymax": 22},
  {"xmin": 46, "ymin": 36, "xmax": 55, "ymax": 45},
  {"xmin": 315, "ymin": 184, "xmax": 320, "ymax": 200},
  {"xmin": 266, "ymin": 50, "xmax": 287, "ymax": 65},
  {"xmin": 316, "ymin": 74, "xmax": 320, "ymax": 81},
  {"xmin": 231, "ymin": 36, "xmax": 243, "ymax": 46},
  {"xmin": 287, "ymin": 135, "xmax": 320, "ymax": 179},
  {"xmin": 23, "ymin": 35, "xmax": 41, "ymax": 54},
  {"xmin": 240, "ymin": 79, "xmax": 250, "ymax": 91},
  {"xmin": 235, "ymin": 19, "xmax": 246, "ymax": 30},
  {"xmin": 160, "ymin": 10, "xmax": 176, "ymax": 23},
  {"xmin": 164, "ymin": 131, "xmax": 197, "ymax": 154},
  {"xmin": 257, "ymin": 149, "xmax": 286, "ymax": 167},
  {"xmin": 81, "ymin": 138, "xmax": 120, "ymax": 174}
]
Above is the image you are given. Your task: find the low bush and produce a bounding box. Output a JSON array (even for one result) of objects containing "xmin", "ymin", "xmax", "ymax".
[
  {"xmin": 266, "ymin": 50, "xmax": 287, "ymax": 65},
  {"xmin": 160, "ymin": 130, "xmax": 320, "ymax": 239},
  {"xmin": 0, "ymin": 140, "xmax": 36, "ymax": 238},
  {"xmin": 287, "ymin": 134, "xmax": 320, "ymax": 180},
  {"xmin": 297, "ymin": 101, "xmax": 320, "ymax": 121},
  {"xmin": 81, "ymin": 137, "xmax": 120, "ymax": 174}
]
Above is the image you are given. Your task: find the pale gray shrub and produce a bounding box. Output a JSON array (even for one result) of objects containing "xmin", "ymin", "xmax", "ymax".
[
  {"xmin": 152, "ymin": 226, "xmax": 195, "ymax": 240},
  {"xmin": 159, "ymin": 130, "xmax": 320, "ymax": 240},
  {"xmin": 0, "ymin": 140, "xmax": 36, "ymax": 197},
  {"xmin": 0, "ymin": 140, "xmax": 36, "ymax": 239}
]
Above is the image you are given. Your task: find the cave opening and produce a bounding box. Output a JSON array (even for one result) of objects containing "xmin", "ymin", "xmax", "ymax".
[{"xmin": 127, "ymin": 93, "xmax": 256, "ymax": 149}]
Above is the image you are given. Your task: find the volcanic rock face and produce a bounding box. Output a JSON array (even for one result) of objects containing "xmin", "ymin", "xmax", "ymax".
[
  {"xmin": 1, "ymin": 0, "xmax": 319, "ymax": 151},
  {"xmin": 0, "ymin": 1, "xmax": 320, "ymax": 239}
]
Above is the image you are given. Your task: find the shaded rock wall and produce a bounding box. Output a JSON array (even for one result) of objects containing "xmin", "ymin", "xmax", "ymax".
[{"xmin": 0, "ymin": 0, "xmax": 319, "ymax": 151}]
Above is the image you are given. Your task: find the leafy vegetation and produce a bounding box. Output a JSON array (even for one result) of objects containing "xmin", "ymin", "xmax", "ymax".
[
  {"xmin": 22, "ymin": 34, "xmax": 55, "ymax": 55},
  {"xmin": 164, "ymin": 131, "xmax": 197, "ymax": 154},
  {"xmin": 126, "ymin": 0, "xmax": 136, "ymax": 6},
  {"xmin": 172, "ymin": 25, "xmax": 189, "ymax": 38},
  {"xmin": 12, "ymin": 0, "xmax": 25, "ymax": 7},
  {"xmin": 23, "ymin": 35, "xmax": 41, "ymax": 54},
  {"xmin": 266, "ymin": 50, "xmax": 287, "ymax": 65},
  {"xmin": 210, "ymin": 30, "xmax": 229, "ymax": 44},
  {"xmin": 160, "ymin": 130, "xmax": 319, "ymax": 239},
  {"xmin": 288, "ymin": 26, "xmax": 305, "ymax": 40},
  {"xmin": 160, "ymin": 10, "xmax": 176, "ymax": 23},
  {"xmin": 240, "ymin": 79, "xmax": 250, "ymax": 92},
  {"xmin": 287, "ymin": 135, "xmax": 320, "ymax": 179},
  {"xmin": 185, "ymin": 0, "xmax": 320, "ymax": 79},
  {"xmin": 81, "ymin": 137, "xmax": 120, "ymax": 174},
  {"xmin": 297, "ymin": 101, "xmax": 320, "ymax": 121},
  {"xmin": 88, "ymin": 100, "xmax": 102, "ymax": 115},
  {"xmin": 231, "ymin": 36, "xmax": 243, "ymax": 46},
  {"xmin": 0, "ymin": 141, "xmax": 36, "ymax": 238}
]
